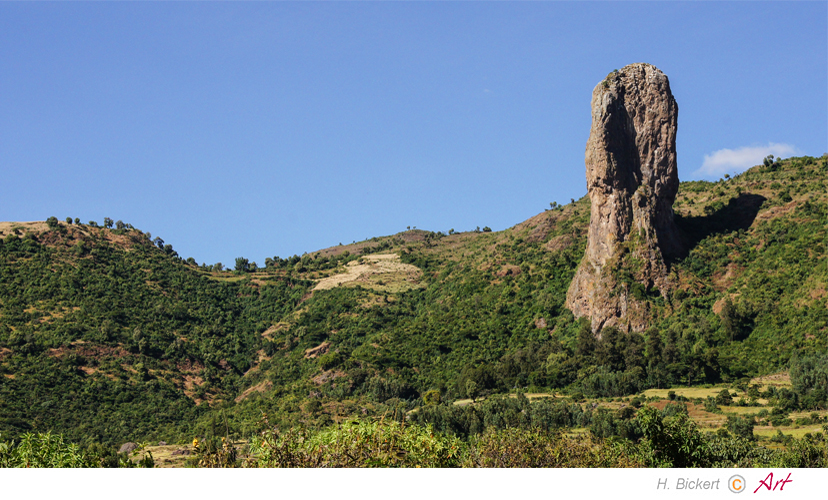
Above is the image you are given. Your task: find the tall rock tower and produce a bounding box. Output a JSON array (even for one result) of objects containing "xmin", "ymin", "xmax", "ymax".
[{"xmin": 566, "ymin": 63, "xmax": 682, "ymax": 333}]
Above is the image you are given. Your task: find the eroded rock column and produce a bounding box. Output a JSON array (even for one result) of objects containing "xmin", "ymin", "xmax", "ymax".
[{"xmin": 566, "ymin": 63, "xmax": 681, "ymax": 333}]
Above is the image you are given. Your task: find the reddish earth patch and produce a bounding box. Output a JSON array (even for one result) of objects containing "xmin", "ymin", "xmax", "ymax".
[
  {"xmin": 545, "ymin": 234, "xmax": 574, "ymax": 252},
  {"xmin": 711, "ymin": 263, "xmax": 743, "ymax": 292},
  {"xmin": 261, "ymin": 323, "xmax": 289, "ymax": 340},
  {"xmin": 235, "ymin": 380, "xmax": 273, "ymax": 403},
  {"xmin": 809, "ymin": 284, "xmax": 827, "ymax": 301},
  {"xmin": 753, "ymin": 200, "xmax": 798, "ymax": 226},
  {"xmin": 47, "ymin": 342, "xmax": 131, "ymax": 360},
  {"xmin": 243, "ymin": 350, "xmax": 272, "ymax": 377},
  {"xmin": 304, "ymin": 341, "xmax": 331, "ymax": 359},
  {"xmin": 312, "ymin": 369, "xmax": 346, "ymax": 386},
  {"xmin": 176, "ymin": 359, "xmax": 204, "ymax": 373},
  {"xmin": 181, "ymin": 375, "xmax": 215, "ymax": 405},
  {"xmin": 496, "ymin": 264, "xmax": 521, "ymax": 277},
  {"xmin": 649, "ymin": 401, "xmax": 726, "ymax": 428},
  {"xmin": 514, "ymin": 211, "xmax": 562, "ymax": 240}
]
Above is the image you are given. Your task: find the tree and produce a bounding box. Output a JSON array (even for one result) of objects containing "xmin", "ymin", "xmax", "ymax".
[
  {"xmin": 235, "ymin": 257, "xmax": 249, "ymax": 272},
  {"xmin": 115, "ymin": 220, "xmax": 125, "ymax": 230},
  {"xmin": 574, "ymin": 322, "xmax": 596, "ymax": 363},
  {"xmin": 103, "ymin": 217, "xmax": 113, "ymax": 229},
  {"xmin": 65, "ymin": 217, "xmax": 73, "ymax": 224},
  {"xmin": 597, "ymin": 326, "xmax": 624, "ymax": 372},
  {"xmin": 465, "ymin": 380, "xmax": 479, "ymax": 403},
  {"xmin": 645, "ymin": 327, "xmax": 666, "ymax": 388},
  {"xmin": 74, "ymin": 218, "xmax": 80, "ymax": 225},
  {"xmin": 637, "ymin": 406, "xmax": 710, "ymax": 467},
  {"xmin": 213, "ymin": 262, "xmax": 224, "ymax": 272},
  {"xmin": 153, "ymin": 237, "xmax": 164, "ymax": 249},
  {"xmin": 46, "ymin": 216, "xmax": 59, "ymax": 230},
  {"xmin": 624, "ymin": 332, "xmax": 646, "ymax": 372},
  {"xmin": 726, "ymin": 415, "xmax": 755, "ymax": 440},
  {"xmin": 715, "ymin": 388, "xmax": 733, "ymax": 406},
  {"xmin": 645, "ymin": 328, "xmax": 663, "ymax": 367}
]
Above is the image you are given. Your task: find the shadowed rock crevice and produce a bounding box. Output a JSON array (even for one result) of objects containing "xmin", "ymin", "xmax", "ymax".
[{"xmin": 566, "ymin": 63, "xmax": 681, "ymax": 333}]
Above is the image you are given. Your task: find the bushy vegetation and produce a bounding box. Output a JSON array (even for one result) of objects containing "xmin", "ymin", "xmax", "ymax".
[{"xmin": 0, "ymin": 156, "xmax": 826, "ymax": 466}]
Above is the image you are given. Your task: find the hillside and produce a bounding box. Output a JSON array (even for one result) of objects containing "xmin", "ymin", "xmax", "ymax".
[{"xmin": 0, "ymin": 155, "xmax": 826, "ymax": 448}]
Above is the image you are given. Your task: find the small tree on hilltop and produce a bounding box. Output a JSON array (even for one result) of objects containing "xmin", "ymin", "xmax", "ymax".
[{"xmin": 235, "ymin": 257, "xmax": 249, "ymax": 273}]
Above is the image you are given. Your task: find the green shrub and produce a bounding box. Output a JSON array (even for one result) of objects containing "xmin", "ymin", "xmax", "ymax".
[{"xmin": 246, "ymin": 419, "xmax": 464, "ymax": 468}]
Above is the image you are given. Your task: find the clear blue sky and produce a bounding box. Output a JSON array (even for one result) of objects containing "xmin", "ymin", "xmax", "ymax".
[{"xmin": 2, "ymin": 2, "xmax": 826, "ymax": 266}]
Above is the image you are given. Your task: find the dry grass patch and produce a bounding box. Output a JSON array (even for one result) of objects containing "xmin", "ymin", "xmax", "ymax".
[
  {"xmin": 754, "ymin": 424, "xmax": 825, "ymax": 439},
  {"xmin": 0, "ymin": 221, "xmax": 48, "ymax": 236},
  {"xmin": 643, "ymin": 386, "xmax": 731, "ymax": 400},
  {"xmin": 144, "ymin": 443, "xmax": 194, "ymax": 468},
  {"xmin": 235, "ymin": 380, "xmax": 273, "ymax": 403},
  {"xmin": 750, "ymin": 372, "xmax": 791, "ymax": 388},
  {"xmin": 720, "ymin": 406, "xmax": 764, "ymax": 416},
  {"xmin": 789, "ymin": 409, "xmax": 828, "ymax": 420},
  {"xmin": 648, "ymin": 400, "xmax": 727, "ymax": 428},
  {"xmin": 313, "ymin": 254, "xmax": 423, "ymax": 293},
  {"xmin": 260, "ymin": 322, "xmax": 289, "ymax": 340}
]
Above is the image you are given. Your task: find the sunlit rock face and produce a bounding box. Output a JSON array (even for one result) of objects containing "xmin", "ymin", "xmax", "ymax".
[{"xmin": 566, "ymin": 63, "xmax": 681, "ymax": 334}]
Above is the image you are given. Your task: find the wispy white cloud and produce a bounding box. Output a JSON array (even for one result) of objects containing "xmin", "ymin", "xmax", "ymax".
[{"xmin": 693, "ymin": 143, "xmax": 798, "ymax": 178}]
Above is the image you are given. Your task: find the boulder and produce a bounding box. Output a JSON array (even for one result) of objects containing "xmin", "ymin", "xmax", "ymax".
[{"xmin": 118, "ymin": 442, "xmax": 138, "ymax": 454}]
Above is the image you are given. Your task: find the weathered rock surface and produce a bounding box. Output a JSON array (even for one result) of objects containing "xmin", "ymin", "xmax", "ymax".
[
  {"xmin": 118, "ymin": 442, "xmax": 138, "ymax": 454},
  {"xmin": 566, "ymin": 63, "xmax": 682, "ymax": 333}
]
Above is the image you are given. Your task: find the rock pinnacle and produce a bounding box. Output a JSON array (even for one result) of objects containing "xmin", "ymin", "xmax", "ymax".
[{"xmin": 566, "ymin": 63, "xmax": 682, "ymax": 333}]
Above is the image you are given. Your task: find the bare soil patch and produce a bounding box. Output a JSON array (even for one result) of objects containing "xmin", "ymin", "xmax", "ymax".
[
  {"xmin": 312, "ymin": 369, "xmax": 346, "ymax": 385},
  {"xmin": 312, "ymin": 254, "xmax": 422, "ymax": 293},
  {"xmin": 304, "ymin": 341, "xmax": 331, "ymax": 359},
  {"xmin": 0, "ymin": 221, "xmax": 48, "ymax": 236},
  {"xmin": 235, "ymin": 380, "xmax": 273, "ymax": 403}
]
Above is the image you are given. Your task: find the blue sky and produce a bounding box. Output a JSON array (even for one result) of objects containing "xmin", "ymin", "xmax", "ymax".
[{"xmin": 2, "ymin": 2, "xmax": 826, "ymax": 266}]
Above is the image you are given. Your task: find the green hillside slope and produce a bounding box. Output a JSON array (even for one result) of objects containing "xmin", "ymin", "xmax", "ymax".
[{"xmin": 0, "ymin": 155, "xmax": 826, "ymax": 446}]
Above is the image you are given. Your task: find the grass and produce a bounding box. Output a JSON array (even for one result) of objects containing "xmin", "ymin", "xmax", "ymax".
[
  {"xmin": 720, "ymin": 406, "xmax": 764, "ymax": 416},
  {"xmin": 749, "ymin": 372, "xmax": 792, "ymax": 388},
  {"xmin": 754, "ymin": 424, "xmax": 825, "ymax": 439},
  {"xmin": 643, "ymin": 386, "xmax": 736, "ymax": 400},
  {"xmin": 312, "ymin": 253, "xmax": 424, "ymax": 293}
]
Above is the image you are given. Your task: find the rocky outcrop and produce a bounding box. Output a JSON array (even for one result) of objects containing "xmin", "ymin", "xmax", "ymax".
[{"xmin": 566, "ymin": 63, "xmax": 681, "ymax": 333}]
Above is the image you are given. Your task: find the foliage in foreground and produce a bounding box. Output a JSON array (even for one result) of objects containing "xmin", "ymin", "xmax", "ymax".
[
  {"xmin": 0, "ymin": 432, "xmax": 153, "ymax": 468},
  {"xmin": 234, "ymin": 406, "xmax": 827, "ymax": 468},
  {"xmin": 245, "ymin": 418, "xmax": 464, "ymax": 468},
  {"xmin": 3, "ymin": 400, "xmax": 827, "ymax": 468}
]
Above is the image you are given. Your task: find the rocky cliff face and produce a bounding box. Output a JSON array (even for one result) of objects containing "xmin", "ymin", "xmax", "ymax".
[{"xmin": 566, "ymin": 63, "xmax": 682, "ymax": 333}]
